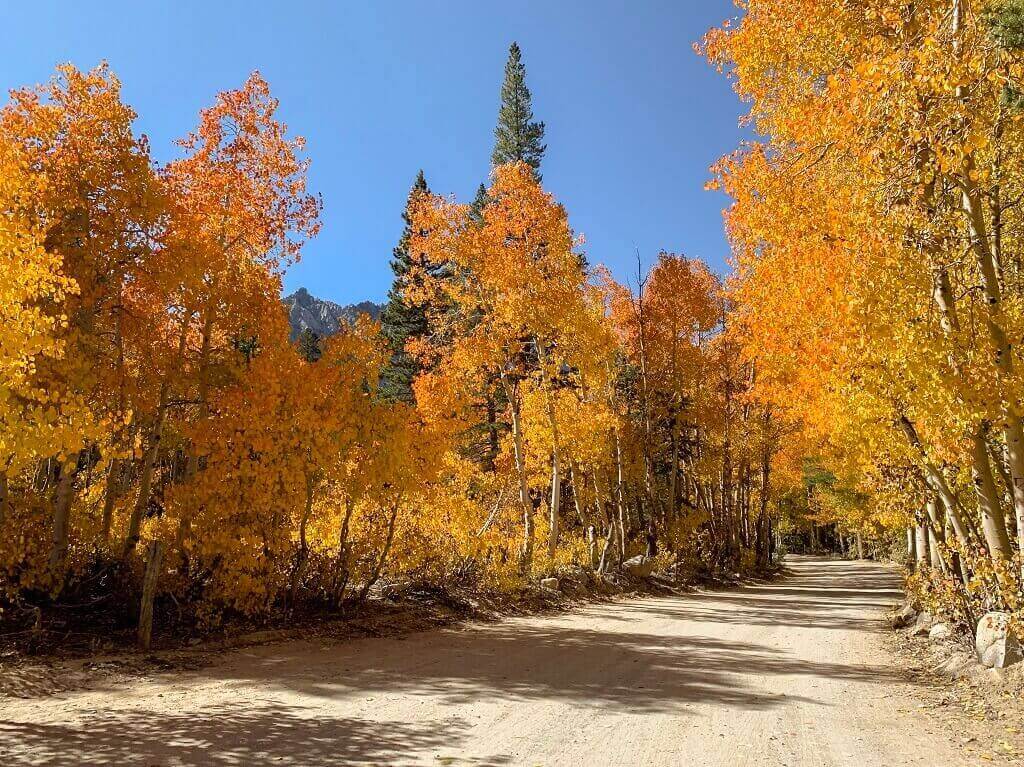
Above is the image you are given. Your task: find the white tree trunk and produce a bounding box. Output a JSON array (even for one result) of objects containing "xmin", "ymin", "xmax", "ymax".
[
  {"xmin": 971, "ymin": 428, "xmax": 1013, "ymax": 559},
  {"xmin": 915, "ymin": 523, "xmax": 929, "ymax": 567}
]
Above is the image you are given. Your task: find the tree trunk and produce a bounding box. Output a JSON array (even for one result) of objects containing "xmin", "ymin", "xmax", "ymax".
[
  {"xmin": 756, "ymin": 443, "xmax": 771, "ymax": 567},
  {"xmin": 722, "ymin": 440, "xmax": 734, "ymax": 560},
  {"xmin": 49, "ymin": 453, "xmax": 80, "ymax": 573},
  {"xmin": 957, "ymin": 57, "xmax": 1021, "ymax": 560},
  {"xmin": 137, "ymin": 540, "xmax": 164, "ymax": 650},
  {"xmin": 855, "ymin": 531, "xmax": 865, "ymax": 560},
  {"xmin": 358, "ymin": 502, "xmax": 400, "ymax": 603},
  {"xmin": 125, "ymin": 314, "xmax": 191, "ymax": 557},
  {"xmin": 100, "ymin": 458, "xmax": 123, "ymax": 543},
  {"xmin": 569, "ymin": 462, "xmax": 586, "ymax": 527},
  {"xmin": 1002, "ymin": 419, "xmax": 1024, "ymax": 580},
  {"xmin": 512, "ymin": 413, "xmax": 536, "ymax": 573},
  {"xmin": 925, "ymin": 496, "xmax": 946, "ymax": 572},
  {"xmin": 290, "ymin": 473, "xmax": 315, "ymax": 607},
  {"xmin": 598, "ymin": 515, "xmax": 616, "ymax": 574},
  {"xmin": 633, "ymin": 285, "xmax": 659, "ymax": 531},
  {"xmin": 927, "ymin": 529, "xmax": 943, "ymax": 570},
  {"xmin": 485, "ymin": 392, "xmax": 499, "ymax": 473},
  {"xmin": 971, "ymin": 427, "xmax": 1013, "ymax": 559},
  {"xmin": 669, "ymin": 416, "xmax": 679, "ymax": 521},
  {"xmin": 612, "ymin": 428, "xmax": 627, "ymax": 561},
  {"xmin": 503, "ymin": 377, "xmax": 533, "ymax": 576},
  {"xmin": 586, "ymin": 525, "xmax": 598, "ymax": 570},
  {"xmin": 915, "ymin": 523, "xmax": 929, "ymax": 568},
  {"xmin": 125, "ymin": 411, "xmax": 165, "ymax": 557},
  {"xmin": 333, "ymin": 496, "xmax": 355, "ymax": 604},
  {"xmin": 899, "ymin": 416, "xmax": 974, "ymax": 544},
  {"xmin": 0, "ymin": 472, "xmax": 8, "ymax": 532},
  {"xmin": 546, "ymin": 405, "xmax": 561, "ymax": 560}
]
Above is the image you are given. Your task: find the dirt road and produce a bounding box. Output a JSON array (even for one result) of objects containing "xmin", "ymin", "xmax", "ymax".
[{"xmin": 0, "ymin": 556, "xmax": 967, "ymax": 766}]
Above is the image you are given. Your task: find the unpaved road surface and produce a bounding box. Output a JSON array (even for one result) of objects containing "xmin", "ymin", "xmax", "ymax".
[{"xmin": 1, "ymin": 556, "xmax": 967, "ymax": 766}]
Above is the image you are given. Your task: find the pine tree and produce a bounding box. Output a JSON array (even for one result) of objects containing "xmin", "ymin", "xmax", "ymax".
[
  {"xmin": 492, "ymin": 42, "xmax": 546, "ymax": 177},
  {"xmin": 296, "ymin": 328, "xmax": 322, "ymax": 363},
  {"xmin": 470, "ymin": 183, "xmax": 490, "ymax": 225},
  {"xmin": 380, "ymin": 171, "xmax": 430, "ymax": 403},
  {"xmin": 985, "ymin": 0, "xmax": 1024, "ymax": 49}
]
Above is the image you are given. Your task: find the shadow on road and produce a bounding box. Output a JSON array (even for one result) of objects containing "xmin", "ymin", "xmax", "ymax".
[
  {"xmin": 0, "ymin": 556, "xmax": 908, "ymax": 766},
  {"xmin": 0, "ymin": 707, "xmax": 494, "ymax": 767}
]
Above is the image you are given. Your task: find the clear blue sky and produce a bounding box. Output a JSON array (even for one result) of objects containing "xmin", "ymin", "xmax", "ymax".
[{"xmin": 2, "ymin": 1, "xmax": 745, "ymax": 306}]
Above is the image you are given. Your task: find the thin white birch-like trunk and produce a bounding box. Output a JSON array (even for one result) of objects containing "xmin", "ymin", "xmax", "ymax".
[
  {"xmin": 971, "ymin": 428, "xmax": 1013, "ymax": 559},
  {"xmin": 915, "ymin": 523, "xmax": 929, "ymax": 568}
]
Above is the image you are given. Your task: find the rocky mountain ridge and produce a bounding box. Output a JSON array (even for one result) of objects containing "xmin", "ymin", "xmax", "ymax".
[{"xmin": 283, "ymin": 287, "xmax": 381, "ymax": 340}]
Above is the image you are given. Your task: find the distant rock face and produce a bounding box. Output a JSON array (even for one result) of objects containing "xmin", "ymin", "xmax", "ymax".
[{"xmin": 283, "ymin": 287, "xmax": 382, "ymax": 340}]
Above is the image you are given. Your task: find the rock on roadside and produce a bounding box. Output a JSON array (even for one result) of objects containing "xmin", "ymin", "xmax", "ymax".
[
  {"xmin": 891, "ymin": 602, "xmax": 918, "ymax": 629},
  {"xmin": 910, "ymin": 611, "xmax": 934, "ymax": 637},
  {"xmin": 622, "ymin": 555, "xmax": 655, "ymax": 578},
  {"xmin": 976, "ymin": 612, "xmax": 1023, "ymax": 669},
  {"xmin": 539, "ymin": 577, "xmax": 560, "ymax": 592}
]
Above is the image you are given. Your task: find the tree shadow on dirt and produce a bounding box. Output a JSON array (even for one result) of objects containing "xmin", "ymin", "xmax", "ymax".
[
  {"xmin": 173, "ymin": 624, "xmax": 902, "ymax": 716},
  {"xmin": 165, "ymin": 556, "xmax": 911, "ymax": 711},
  {"xmin": 2, "ymin": 557, "xmax": 911, "ymax": 765},
  {"xmin": 0, "ymin": 705, "xmax": 505, "ymax": 767},
  {"xmin": 613, "ymin": 593, "xmax": 894, "ymax": 632},
  {"xmin": 609, "ymin": 558, "xmax": 904, "ymax": 633}
]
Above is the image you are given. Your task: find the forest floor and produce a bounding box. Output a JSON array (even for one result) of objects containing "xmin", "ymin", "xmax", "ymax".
[{"xmin": 0, "ymin": 555, "xmax": 1009, "ymax": 766}]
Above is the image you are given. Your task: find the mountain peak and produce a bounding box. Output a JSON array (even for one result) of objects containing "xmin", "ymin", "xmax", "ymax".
[{"xmin": 283, "ymin": 288, "xmax": 381, "ymax": 340}]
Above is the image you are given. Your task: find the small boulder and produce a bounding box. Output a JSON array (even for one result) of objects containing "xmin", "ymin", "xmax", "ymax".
[
  {"xmin": 381, "ymin": 582, "xmax": 406, "ymax": 600},
  {"xmin": 910, "ymin": 611, "xmax": 934, "ymax": 637},
  {"xmin": 622, "ymin": 555, "xmax": 655, "ymax": 578},
  {"xmin": 891, "ymin": 602, "xmax": 918, "ymax": 629},
  {"xmin": 976, "ymin": 612, "xmax": 1023, "ymax": 669},
  {"xmin": 540, "ymin": 577, "xmax": 560, "ymax": 592},
  {"xmin": 929, "ymin": 623, "xmax": 951, "ymax": 640}
]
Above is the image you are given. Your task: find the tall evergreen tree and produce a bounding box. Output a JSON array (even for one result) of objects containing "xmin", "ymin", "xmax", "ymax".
[
  {"xmin": 296, "ymin": 327, "xmax": 322, "ymax": 363},
  {"xmin": 380, "ymin": 171, "xmax": 430, "ymax": 403},
  {"xmin": 489, "ymin": 46, "xmax": 583, "ymax": 271},
  {"xmin": 469, "ymin": 183, "xmax": 490, "ymax": 224},
  {"xmin": 492, "ymin": 42, "xmax": 546, "ymax": 176}
]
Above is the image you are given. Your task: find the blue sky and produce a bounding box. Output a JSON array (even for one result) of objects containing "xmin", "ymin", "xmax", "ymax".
[{"xmin": 2, "ymin": 0, "xmax": 746, "ymax": 306}]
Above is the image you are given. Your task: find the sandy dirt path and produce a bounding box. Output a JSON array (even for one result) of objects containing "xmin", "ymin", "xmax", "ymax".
[{"xmin": 0, "ymin": 556, "xmax": 968, "ymax": 766}]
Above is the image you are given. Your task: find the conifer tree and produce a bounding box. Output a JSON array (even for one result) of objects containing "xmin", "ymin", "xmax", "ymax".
[
  {"xmin": 985, "ymin": 0, "xmax": 1024, "ymax": 49},
  {"xmin": 470, "ymin": 183, "xmax": 489, "ymax": 224},
  {"xmin": 380, "ymin": 171, "xmax": 430, "ymax": 402},
  {"xmin": 297, "ymin": 328, "xmax": 322, "ymax": 363},
  {"xmin": 492, "ymin": 42, "xmax": 546, "ymax": 177}
]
